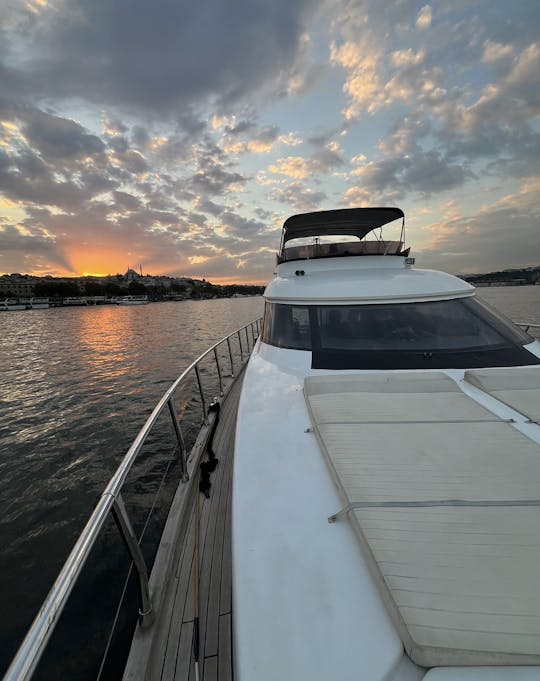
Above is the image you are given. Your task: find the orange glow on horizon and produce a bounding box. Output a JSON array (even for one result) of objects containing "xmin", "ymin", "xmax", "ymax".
[
  {"xmin": 208, "ymin": 275, "xmax": 268, "ymax": 286},
  {"xmin": 64, "ymin": 246, "xmax": 136, "ymax": 278},
  {"xmin": 5, "ymin": 241, "xmax": 269, "ymax": 284}
]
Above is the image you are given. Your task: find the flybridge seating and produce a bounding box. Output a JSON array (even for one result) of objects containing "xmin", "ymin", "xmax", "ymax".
[{"xmin": 277, "ymin": 207, "xmax": 409, "ymax": 264}]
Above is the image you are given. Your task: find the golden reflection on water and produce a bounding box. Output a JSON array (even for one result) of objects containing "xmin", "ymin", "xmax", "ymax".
[
  {"xmin": 0, "ymin": 296, "xmax": 265, "ymax": 678},
  {"xmin": 73, "ymin": 305, "xmax": 133, "ymax": 378}
]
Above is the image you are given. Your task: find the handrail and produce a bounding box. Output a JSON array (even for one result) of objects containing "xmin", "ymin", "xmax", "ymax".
[
  {"xmin": 3, "ymin": 317, "xmax": 262, "ymax": 681},
  {"xmin": 516, "ymin": 322, "xmax": 540, "ymax": 334}
]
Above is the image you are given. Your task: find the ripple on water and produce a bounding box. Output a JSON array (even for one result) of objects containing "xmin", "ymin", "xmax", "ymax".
[{"xmin": 0, "ymin": 297, "xmax": 263, "ymax": 676}]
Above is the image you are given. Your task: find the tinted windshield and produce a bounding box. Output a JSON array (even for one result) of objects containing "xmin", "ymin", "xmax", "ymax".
[{"xmin": 261, "ymin": 298, "xmax": 537, "ymax": 369}]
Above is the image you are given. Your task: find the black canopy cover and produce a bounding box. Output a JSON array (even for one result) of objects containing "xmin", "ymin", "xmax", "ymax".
[{"xmin": 281, "ymin": 207, "xmax": 404, "ymax": 245}]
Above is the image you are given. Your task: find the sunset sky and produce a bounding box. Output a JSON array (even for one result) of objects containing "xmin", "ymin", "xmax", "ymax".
[{"xmin": 0, "ymin": 0, "xmax": 539, "ymax": 284}]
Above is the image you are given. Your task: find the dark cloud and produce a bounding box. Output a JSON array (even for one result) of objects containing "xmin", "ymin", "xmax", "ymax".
[
  {"xmin": 349, "ymin": 150, "xmax": 472, "ymax": 200},
  {"xmin": 311, "ymin": 144, "xmax": 344, "ymax": 172},
  {"xmin": 22, "ymin": 110, "xmax": 105, "ymax": 161},
  {"xmin": 0, "ymin": 223, "xmax": 71, "ymax": 274},
  {"xmin": 252, "ymin": 126, "xmax": 280, "ymax": 146},
  {"xmin": 225, "ymin": 120, "xmax": 257, "ymax": 136},
  {"xmin": 112, "ymin": 191, "xmax": 141, "ymax": 212},
  {"xmin": 188, "ymin": 160, "xmax": 247, "ymax": 197},
  {"xmin": 193, "ymin": 197, "xmax": 226, "ymax": 217},
  {"xmin": 271, "ymin": 181, "xmax": 326, "ymax": 212},
  {"xmin": 0, "ymin": 146, "xmax": 114, "ymax": 209},
  {"xmin": 419, "ymin": 189, "xmax": 540, "ymax": 274},
  {"xmin": 8, "ymin": 0, "xmax": 323, "ymax": 118},
  {"xmin": 219, "ymin": 211, "xmax": 265, "ymax": 239}
]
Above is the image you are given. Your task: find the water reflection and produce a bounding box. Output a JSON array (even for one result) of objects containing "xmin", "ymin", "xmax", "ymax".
[
  {"xmin": 0, "ymin": 297, "xmax": 263, "ymax": 674},
  {"xmin": 73, "ymin": 306, "xmax": 132, "ymax": 379}
]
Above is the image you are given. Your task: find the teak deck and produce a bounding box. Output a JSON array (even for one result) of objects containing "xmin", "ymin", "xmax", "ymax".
[{"xmin": 128, "ymin": 372, "xmax": 242, "ymax": 681}]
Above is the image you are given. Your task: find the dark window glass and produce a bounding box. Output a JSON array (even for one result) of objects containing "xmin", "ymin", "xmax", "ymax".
[
  {"xmin": 315, "ymin": 298, "xmax": 529, "ymax": 351},
  {"xmin": 261, "ymin": 302, "xmax": 312, "ymax": 349},
  {"xmin": 261, "ymin": 298, "xmax": 536, "ymax": 368}
]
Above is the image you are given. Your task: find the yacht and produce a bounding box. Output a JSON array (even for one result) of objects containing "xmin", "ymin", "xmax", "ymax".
[
  {"xmin": 3, "ymin": 208, "xmax": 540, "ymax": 681},
  {"xmin": 27, "ymin": 298, "xmax": 49, "ymax": 310},
  {"xmin": 0, "ymin": 298, "xmax": 26, "ymax": 311},
  {"xmin": 232, "ymin": 207, "xmax": 540, "ymax": 681},
  {"xmin": 63, "ymin": 296, "xmax": 88, "ymax": 306},
  {"xmin": 115, "ymin": 295, "xmax": 150, "ymax": 305}
]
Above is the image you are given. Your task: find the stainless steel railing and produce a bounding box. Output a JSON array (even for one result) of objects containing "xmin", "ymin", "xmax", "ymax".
[
  {"xmin": 3, "ymin": 317, "xmax": 262, "ymax": 681},
  {"xmin": 516, "ymin": 322, "xmax": 540, "ymax": 336}
]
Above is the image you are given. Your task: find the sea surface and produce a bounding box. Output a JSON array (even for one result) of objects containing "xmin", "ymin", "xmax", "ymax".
[
  {"xmin": 0, "ymin": 288, "xmax": 539, "ymax": 678},
  {"xmin": 0, "ymin": 297, "xmax": 263, "ymax": 679}
]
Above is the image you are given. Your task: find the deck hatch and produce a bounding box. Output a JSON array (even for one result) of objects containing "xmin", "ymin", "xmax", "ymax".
[{"xmin": 304, "ymin": 372, "xmax": 540, "ymax": 667}]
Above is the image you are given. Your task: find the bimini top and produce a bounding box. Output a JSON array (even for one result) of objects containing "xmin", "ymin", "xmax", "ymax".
[{"xmin": 278, "ymin": 207, "xmax": 406, "ymax": 263}]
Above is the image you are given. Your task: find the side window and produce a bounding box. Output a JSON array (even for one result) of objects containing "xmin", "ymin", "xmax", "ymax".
[
  {"xmin": 292, "ymin": 307, "xmax": 310, "ymax": 345},
  {"xmin": 261, "ymin": 301, "xmax": 274, "ymax": 344},
  {"xmin": 261, "ymin": 303, "xmax": 312, "ymax": 349}
]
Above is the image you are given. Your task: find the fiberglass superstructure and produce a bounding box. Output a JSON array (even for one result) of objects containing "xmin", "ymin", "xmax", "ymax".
[{"xmin": 232, "ymin": 207, "xmax": 540, "ymax": 681}]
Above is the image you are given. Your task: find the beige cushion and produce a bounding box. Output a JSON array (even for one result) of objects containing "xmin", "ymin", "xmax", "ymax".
[
  {"xmin": 305, "ymin": 372, "xmax": 540, "ymax": 667},
  {"xmin": 465, "ymin": 366, "xmax": 540, "ymax": 423}
]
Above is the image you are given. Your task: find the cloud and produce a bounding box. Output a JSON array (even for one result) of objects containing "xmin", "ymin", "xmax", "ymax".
[
  {"xmin": 0, "ymin": 146, "xmax": 114, "ymax": 210},
  {"xmin": 270, "ymin": 181, "xmax": 326, "ymax": 211},
  {"xmin": 482, "ymin": 40, "xmax": 513, "ymax": 63},
  {"xmin": 188, "ymin": 162, "xmax": 247, "ymax": 196},
  {"xmin": 418, "ymin": 177, "xmax": 540, "ymax": 274},
  {"xmin": 0, "ymin": 223, "xmax": 71, "ymax": 274},
  {"xmin": 22, "ymin": 110, "xmax": 105, "ymax": 162},
  {"xmin": 416, "ymin": 5, "xmax": 432, "ymax": 30},
  {"xmin": 269, "ymin": 156, "xmax": 312, "ymax": 179},
  {"xmin": 310, "ymin": 139, "xmax": 345, "ymax": 172},
  {"xmin": 378, "ymin": 117, "xmax": 431, "ymax": 156},
  {"xmin": 218, "ymin": 211, "xmax": 266, "ymax": 239},
  {"xmin": 2, "ymin": 0, "xmax": 540, "ymax": 282},
  {"xmin": 348, "ymin": 150, "xmax": 472, "ymax": 200},
  {"xmin": 4, "ymin": 0, "xmax": 324, "ymax": 118},
  {"xmin": 330, "ymin": 40, "xmax": 384, "ymax": 117}
]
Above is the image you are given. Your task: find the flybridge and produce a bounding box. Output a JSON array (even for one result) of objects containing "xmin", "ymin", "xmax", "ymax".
[{"xmin": 277, "ymin": 207, "xmax": 409, "ymax": 264}]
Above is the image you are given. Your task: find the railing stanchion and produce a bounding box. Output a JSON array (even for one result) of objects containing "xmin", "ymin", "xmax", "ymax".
[
  {"xmin": 251, "ymin": 322, "xmax": 256, "ymax": 344},
  {"xmin": 194, "ymin": 364, "xmax": 207, "ymax": 420},
  {"xmin": 245, "ymin": 325, "xmax": 250, "ymax": 352},
  {"xmin": 237, "ymin": 330, "xmax": 244, "ymax": 363},
  {"xmin": 167, "ymin": 397, "xmax": 188, "ymax": 482},
  {"xmin": 213, "ymin": 347, "xmax": 224, "ymax": 396},
  {"xmin": 226, "ymin": 336, "xmax": 235, "ymax": 378},
  {"xmin": 112, "ymin": 494, "xmax": 153, "ymax": 627}
]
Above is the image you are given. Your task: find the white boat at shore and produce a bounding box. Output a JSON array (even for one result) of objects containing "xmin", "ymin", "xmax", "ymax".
[
  {"xmin": 115, "ymin": 295, "xmax": 149, "ymax": 305},
  {"xmin": 27, "ymin": 298, "xmax": 49, "ymax": 310},
  {"xmin": 62, "ymin": 296, "xmax": 88, "ymax": 306},
  {"xmin": 0, "ymin": 298, "xmax": 26, "ymax": 311},
  {"xmin": 4, "ymin": 208, "xmax": 540, "ymax": 681}
]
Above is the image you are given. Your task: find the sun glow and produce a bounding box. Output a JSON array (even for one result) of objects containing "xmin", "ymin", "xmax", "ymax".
[{"xmin": 64, "ymin": 246, "xmax": 133, "ymax": 277}]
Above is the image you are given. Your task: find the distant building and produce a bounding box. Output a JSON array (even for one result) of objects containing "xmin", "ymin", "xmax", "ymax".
[{"xmin": 0, "ymin": 274, "xmax": 36, "ymax": 296}]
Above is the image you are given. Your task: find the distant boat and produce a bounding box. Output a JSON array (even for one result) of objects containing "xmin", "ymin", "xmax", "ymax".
[
  {"xmin": 115, "ymin": 295, "xmax": 149, "ymax": 306},
  {"xmin": 0, "ymin": 298, "xmax": 26, "ymax": 311},
  {"xmin": 63, "ymin": 297, "xmax": 88, "ymax": 306},
  {"xmin": 28, "ymin": 298, "xmax": 49, "ymax": 310}
]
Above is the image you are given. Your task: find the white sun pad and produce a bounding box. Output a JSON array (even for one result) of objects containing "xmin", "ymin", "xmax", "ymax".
[
  {"xmin": 304, "ymin": 372, "xmax": 540, "ymax": 667},
  {"xmin": 465, "ymin": 366, "xmax": 540, "ymax": 423}
]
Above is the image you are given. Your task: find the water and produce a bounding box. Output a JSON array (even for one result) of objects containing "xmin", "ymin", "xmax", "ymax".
[
  {"xmin": 476, "ymin": 285, "xmax": 540, "ymax": 326},
  {"xmin": 0, "ymin": 297, "xmax": 263, "ymax": 678},
  {"xmin": 0, "ymin": 288, "xmax": 538, "ymax": 677}
]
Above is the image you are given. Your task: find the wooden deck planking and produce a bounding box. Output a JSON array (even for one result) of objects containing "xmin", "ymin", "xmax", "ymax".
[
  {"xmin": 155, "ymin": 370, "xmax": 242, "ymax": 681},
  {"xmin": 217, "ymin": 614, "xmax": 232, "ymax": 680},
  {"xmin": 204, "ymin": 455, "xmax": 232, "ymax": 657}
]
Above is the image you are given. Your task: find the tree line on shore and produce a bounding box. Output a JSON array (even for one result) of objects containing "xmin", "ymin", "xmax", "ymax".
[{"xmin": 31, "ymin": 280, "xmax": 264, "ymax": 299}]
